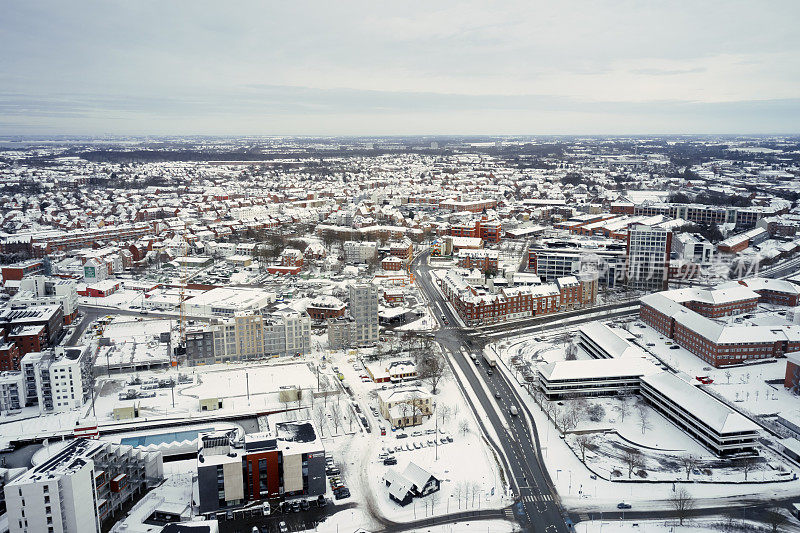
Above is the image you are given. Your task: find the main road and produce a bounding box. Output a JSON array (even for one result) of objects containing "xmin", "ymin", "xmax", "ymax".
[{"xmin": 413, "ymin": 250, "xmax": 571, "ymax": 533}]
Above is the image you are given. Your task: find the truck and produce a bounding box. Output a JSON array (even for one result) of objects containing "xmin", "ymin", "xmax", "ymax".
[{"xmin": 483, "ymin": 351, "xmax": 497, "ymax": 367}]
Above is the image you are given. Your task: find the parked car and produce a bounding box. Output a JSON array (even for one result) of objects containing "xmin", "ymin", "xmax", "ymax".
[
  {"xmin": 396, "ymin": 433, "xmax": 408, "ymax": 439},
  {"xmin": 509, "ymin": 406, "xmax": 519, "ymax": 416},
  {"xmin": 384, "ymin": 457, "xmax": 398, "ymax": 465},
  {"xmin": 301, "ymin": 499, "xmax": 310, "ymax": 511},
  {"xmin": 291, "ymin": 501, "xmax": 301, "ymax": 512},
  {"xmin": 317, "ymin": 495, "xmax": 327, "ymax": 507},
  {"xmin": 279, "ymin": 522, "xmax": 289, "ymax": 533},
  {"xmin": 494, "ymin": 392, "xmax": 501, "ymax": 399},
  {"xmin": 670, "ymin": 345, "xmax": 680, "ymax": 350},
  {"xmin": 617, "ymin": 502, "xmax": 632, "ymax": 509}
]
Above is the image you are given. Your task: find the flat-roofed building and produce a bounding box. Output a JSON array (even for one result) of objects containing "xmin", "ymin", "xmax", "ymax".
[
  {"xmin": 536, "ymin": 358, "xmax": 656, "ymax": 400},
  {"xmin": 640, "ymin": 372, "xmax": 760, "ymax": 456}
]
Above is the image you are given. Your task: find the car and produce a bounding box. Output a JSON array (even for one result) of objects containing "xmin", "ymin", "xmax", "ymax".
[
  {"xmin": 384, "ymin": 457, "xmax": 398, "ymax": 465},
  {"xmin": 317, "ymin": 495, "xmax": 327, "ymax": 507},
  {"xmin": 378, "ymin": 452, "xmax": 389, "ymax": 460},
  {"xmin": 617, "ymin": 502, "xmax": 632, "ymax": 509},
  {"xmin": 487, "ymin": 370, "xmax": 493, "ymax": 376},
  {"xmin": 334, "ymin": 488, "xmax": 351, "ymax": 499},
  {"xmin": 326, "ymin": 468, "xmax": 340, "ymax": 475},
  {"xmin": 301, "ymin": 499, "xmax": 310, "ymax": 511},
  {"xmin": 380, "ymin": 426, "xmax": 387, "ymax": 435},
  {"xmin": 446, "ymin": 435, "xmax": 453, "ymax": 442},
  {"xmin": 291, "ymin": 501, "xmax": 301, "ymax": 512},
  {"xmin": 440, "ymin": 437, "xmax": 447, "ymax": 444},
  {"xmin": 396, "ymin": 433, "xmax": 408, "ymax": 439},
  {"xmin": 279, "ymin": 522, "xmax": 289, "ymax": 533},
  {"xmin": 494, "ymin": 392, "xmax": 501, "ymax": 399},
  {"xmin": 427, "ymin": 439, "xmax": 436, "ymax": 446},
  {"xmin": 670, "ymin": 345, "xmax": 680, "ymax": 350},
  {"xmin": 413, "ymin": 441, "xmax": 421, "ymax": 449},
  {"xmin": 646, "ymin": 343, "xmax": 655, "ymax": 346},
  {"xmin": 411, "ymin": 431, "xmax": 422, "ymax": 437},
  {"xmin": 509, "ymin": 406, "xmax": 518, "ymax": 416},
  {"xmin": 252, "ymin": 527, "xmax": 261, "ymax": 533}
]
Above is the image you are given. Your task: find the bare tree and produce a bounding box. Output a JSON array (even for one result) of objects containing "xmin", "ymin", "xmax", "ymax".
[
  {"xmin": 459, "ymin": 419, "xmax": 470, "ymax": 436},
  {"xmin": 741, "ymin": 457, "xmax": 756, "ymax": 481},
  {"xmin": 471, "ymin": 482, "xmax": 481, "ymax": 507},
  {"xmin": 418, "ymin": 351, "xmax": 447, "ymax": 394},
  {"xmin": 314, "ymin": 406, "xmax": 327, "ymax": 436},
  {"xmin": 679, "ymin": 454, "xmax": 697, "ymax": 481},
  {"xmin": 637, "ymin": 404, "xmax": 652, "ymax": 435},
  {"xmin": 430, "ymin": 490, "xmax": 440, "ymax": 514},
  {"xmin": 330, "ymin": 402, "xmax": 342, "ymax": 435},
  {"xmin": 668, "ymin": 487, "xmax": 695, "ymax": 525},
  {"xmin": 617, "ymin": 394, "xmax": 630, "ymax": 422},
  {"xmin": 437, "ymin": 404, "xmax": 452, "ymax": 426},
  {"xmin": 765, "ymin": 509, "xmax": 788, "ymax": 533},
  {"xmin": 575, "ymin": 434, "xmax": 593, "ymax": 463},
  {"xmin": 622, "ymin": 448, "xmax": 644, "ymax": 479}
]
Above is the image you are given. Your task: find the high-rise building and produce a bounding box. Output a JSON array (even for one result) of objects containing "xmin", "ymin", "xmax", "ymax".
[
  {"xmin": 349, "ymin": 283, "xmax": 379, "ymax": 346},
  {"xmin": 626, "ymin": 224, "xmax": 673, "ymax": 292}
]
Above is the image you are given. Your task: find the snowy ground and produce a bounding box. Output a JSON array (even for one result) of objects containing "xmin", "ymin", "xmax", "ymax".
[
  {"xmin": 317, "ymin": 345, "xmax": 512, "ymax": 526},
  {"xmin": 488, "ymin": 333, "xmax": 800, "ymax": 513},
  {"xmin": 575, "ymin": 515, "xmax": 800, "ymax": 533}
]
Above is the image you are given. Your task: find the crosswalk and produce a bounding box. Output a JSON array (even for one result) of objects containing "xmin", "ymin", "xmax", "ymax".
[
  {"xmin": 521, "ymin": 494, "xmax": 553, "ymax": 503},
  {"xmin": 579, "ymin": 514, "xmax": 590, "ymax": 521},
  {"xmin": 504, "ymin": 508, "xmax": 514, "ymax": 518}
]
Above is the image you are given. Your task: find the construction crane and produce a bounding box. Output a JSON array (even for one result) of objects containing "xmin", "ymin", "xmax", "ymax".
[{"xmin": 174, "ymin": 239, "xmax": 188, "ymax": 366}]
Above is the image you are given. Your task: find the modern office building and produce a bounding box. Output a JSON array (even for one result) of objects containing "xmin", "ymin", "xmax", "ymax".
[
  {"xmin": 625, "ymin": 224, "xmax": 673, "ymax": 292},
  {"xmin": 197, "ymin": 421, "xmax": 325, "ymax": 515},
  {"xmin": 640, "ymin": 372, "xmax": 760, "ymax": 456},
  {"xmin": 536, "ymin": 358, "xmax": 656, "ymax": 400}
]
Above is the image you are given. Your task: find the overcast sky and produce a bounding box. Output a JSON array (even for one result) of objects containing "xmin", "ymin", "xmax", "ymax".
[{"xmin": 1, "ymin": 1, "xmax": 799, "ymax": 135}]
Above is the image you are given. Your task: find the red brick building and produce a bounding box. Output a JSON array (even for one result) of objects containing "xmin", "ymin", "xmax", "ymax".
[
  {"xmin": 439, "ymin": 271, "xmax": 597, "ymax": 326},
  {"xmin": 1, "ymin": 260, "xmax": 44, "ymax": 281},
  {"xmin": 0, "ymin": 342, "xmax": 21, "ymax": 371},
  {"xmin": 640, "ymin": 283, "xmax": 800, "ymax": 367},
  {"xmin": 305, "ymin": 296, "xmax": 346, "ymax": 321}
]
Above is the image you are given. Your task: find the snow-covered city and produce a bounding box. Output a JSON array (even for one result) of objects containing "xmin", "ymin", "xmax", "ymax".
[{"xmin": 2, "ymin": 2, "xmax": 800, "ymax": 533}]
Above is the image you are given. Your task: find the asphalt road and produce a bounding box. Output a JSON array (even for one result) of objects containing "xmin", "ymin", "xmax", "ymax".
[
  {"xmin": 411, "ymin": 249, "xmax": 800, "ymax": 531},
  {"xmin": 413, "ymin": 250, "xmax": 570, "ymax": 533}
]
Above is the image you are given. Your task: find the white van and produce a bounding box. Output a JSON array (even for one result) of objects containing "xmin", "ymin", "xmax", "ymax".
[{"xmin": 509, "ymin": 406, "xmax": 519, "ymax": 416}]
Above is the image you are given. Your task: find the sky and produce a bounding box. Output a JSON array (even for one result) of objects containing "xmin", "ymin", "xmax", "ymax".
[{"xmin": 1, "ymin": 1, "xmax": 799, "ymax": 136}]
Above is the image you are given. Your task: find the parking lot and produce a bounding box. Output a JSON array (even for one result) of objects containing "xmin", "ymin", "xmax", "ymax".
[{"xmin": 216, "ymin": 499, "xmax": 357, "ymax": 533}]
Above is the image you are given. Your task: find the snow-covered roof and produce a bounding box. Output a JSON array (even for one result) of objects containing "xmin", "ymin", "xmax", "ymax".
[
  {"xmin": 538, "ymin": 357, "xmax": 657, "ymax": 382},
  {"xmin": 641, "ymin": 372, "xmax": 760, "ymax": 435}
]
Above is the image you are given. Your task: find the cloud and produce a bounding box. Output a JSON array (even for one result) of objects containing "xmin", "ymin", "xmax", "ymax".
[{"xmin": 0, "ymin": 1, "xmax": 799, "ymax": 134}]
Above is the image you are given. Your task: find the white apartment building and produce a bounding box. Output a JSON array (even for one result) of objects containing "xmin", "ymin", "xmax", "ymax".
[
  {"xmin": 5, "ymin": 439, "xmax": 163, "ymax": 533},
  {"xmin": 19, "ymin": 346, "xmax": 93, "ymax": 413},
  {"xmin": 349, "ymin": 283, "xmax": 379, "ymax": 346},
  {"xmin": 12, "ymin": 276, "xmax": 78, "ymax": 323},
  {"xmin": 0, "ymin": 372, "xmax": 23, "ymax": 412},
  {"xmin": 343, "ymin": 241, "xmax": 378, "ymax": 264},
  {"xmin": 185, "ymin": 307, "xmax": 311, "ymax": 365}
]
